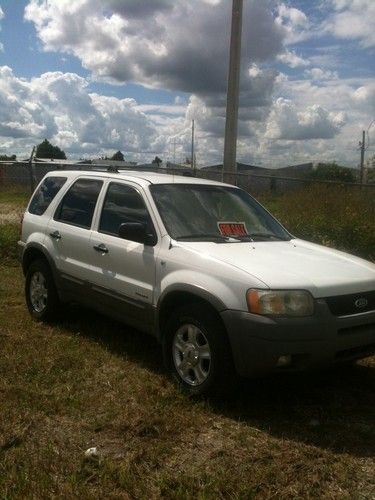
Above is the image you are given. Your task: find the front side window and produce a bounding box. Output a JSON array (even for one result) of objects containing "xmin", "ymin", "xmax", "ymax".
[
  {"xmin": 55, "ymin": 178, "xmax": 103, "ymax": 229},
  {"xmin": 28, "ymin": 176, "xmax": 67, "ymax": 215},
  {"xmin": 99, "ymin": 183, "xmax": 154, "ymax": 237},
  {"xmin": 150, "ymin": 184, "xmax": 291, "ymax": 242}
]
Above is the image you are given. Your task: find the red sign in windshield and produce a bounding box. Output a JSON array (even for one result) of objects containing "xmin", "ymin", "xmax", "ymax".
[{"xmin": 218, "ymin": 222, "xmax": 248, "ymax": 237}]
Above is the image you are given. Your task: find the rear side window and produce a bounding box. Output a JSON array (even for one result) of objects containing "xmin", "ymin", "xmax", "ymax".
[
  {"xmin": 55, "ymin": 178, "xmax": 103, "ymax": 229},
  {"xmin": 99, "ymin": 183, "xmax": 154, "ymax": 237},
  {"xmin": 28, "ymin": 177, "xmax": 67, "ymax": 215}
]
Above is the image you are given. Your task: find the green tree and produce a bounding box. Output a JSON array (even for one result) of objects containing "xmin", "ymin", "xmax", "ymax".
[
  {"xmin": 309, "ymin": 162, "xmax": 356, "ymax": 183},
  {"xmin": 0, "ymin": 154, "xmax": 16, "ymax": 161},
  {"xmin": 110, "ymin": 151, "xmax": 125, "ymax": 161},
  {"xmin": 36, "ymin": 139, "xmax": 66, "ymax": 160},
  {"xmin": 152, "ymin": 156, "xmax": 162, "ymax": 166}
]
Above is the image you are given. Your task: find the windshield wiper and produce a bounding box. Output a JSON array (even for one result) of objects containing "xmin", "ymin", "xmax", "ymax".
[
  {"xmin": 244, "ymin": 233, "xmax": 290, "ymax": 241},
  {"xmin": 175, "ymin": 233, "xmax": 236, "ymax": 242}
]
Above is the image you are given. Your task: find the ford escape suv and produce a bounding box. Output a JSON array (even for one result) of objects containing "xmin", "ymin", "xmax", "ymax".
[{"xmin": 19, "ymin": 169, "xmax": 375, "ymax": 395}]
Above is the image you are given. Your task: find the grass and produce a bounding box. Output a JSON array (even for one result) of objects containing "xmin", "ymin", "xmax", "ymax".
[
  {"xmin": 0, "ymin": 224, "xmax": 20, "ymax": 261},
  {"xmin": 0, "ymin": 183, "xmax": 375, "ymax": 497},
  {"xmin": 0, "ymin": 263, "xmax": 374, "ymax": 498},
  {"xmin": 0, "ymin": 185, "xmax": 30, "ymax": 205},
  {"xmin": 0, "ymin": 186, "xmax": 28, "ymax": 261},
  {"xmin": 0, "ymin": 186, "xmax": 27, "ymax": 261},
  {"xmin": 257, "ymin": 185, "xmax": 375, "ymax": 261}
]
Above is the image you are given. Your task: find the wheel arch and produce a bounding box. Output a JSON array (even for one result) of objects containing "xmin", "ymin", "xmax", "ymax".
[
  {"xmin": 22, "ymin": 243, "xmax": 56, "ymax": 278},
  {"xmin": 156, "ymin": 284, "xmax": 226, "ymax": 341}
]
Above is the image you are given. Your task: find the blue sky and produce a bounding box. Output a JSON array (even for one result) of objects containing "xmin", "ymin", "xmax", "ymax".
[{"xmin": 0, "ymin": 0, "xmax": 374, "ymax": 166}]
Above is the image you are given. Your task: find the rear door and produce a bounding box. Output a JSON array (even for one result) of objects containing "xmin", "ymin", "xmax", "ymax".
[{"xmin": 46, "ymin": 177, "xmax": 103, "ymax": 289}]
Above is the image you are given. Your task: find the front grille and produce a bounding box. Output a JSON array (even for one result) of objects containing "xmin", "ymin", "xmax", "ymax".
[{"xmin": 326, "ymin": 290, "xmax": 375, "ymax": 316}]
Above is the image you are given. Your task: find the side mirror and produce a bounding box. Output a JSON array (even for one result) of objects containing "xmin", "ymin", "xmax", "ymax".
[{"xmin": 118, "ymin": 222, "xmax": 156, "ymax": 246}]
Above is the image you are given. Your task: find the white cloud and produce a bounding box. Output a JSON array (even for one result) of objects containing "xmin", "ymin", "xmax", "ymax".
[
  {"xmin": 255, "ymin": 75, "xmax": 375, "ymax": 167},
  {"xmin": 304, "ymin": 67, "xmax": 338, "ymax": 81},
  {"xmin": 277, "ymin": 50, "xmax": 309, "ymax": 68},
  {"xmin": 24, "ymin": 0, "xmax": 285, "ymax": 122},
  {"xmin": 275, "ymin": 3, "xmax": 310, "ymax": 44},
  {"xmin": 0, "ymin": 66, "xmax": 162, "ymax": 158},
  {"xmin": 265, "ymin": 98, "xmax": 346, "ymax": 141},
  {"xmin": 352, "ymin": 83, "xmax": 375, "ymax": 114},
  {"xmin": 23, "ymin": 0, "xmax": 285, "ymax": 155},
  {"xmin": 277, "ymin": 3, "xmax": 308, "ymax": 27},
  {"xmin": 1, "ymin": 64, "xmax": 373, "ymax": 167},
  {"xmin": 324, "ymin": 0, "xmax": 375, "ymax": 48},
  {"xmin": 22, "ymin": 0, "xmax": 289, "ymax": 165}
]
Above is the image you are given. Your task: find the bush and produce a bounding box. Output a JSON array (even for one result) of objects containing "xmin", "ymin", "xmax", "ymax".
[{"xmin": 309, "ymin": 163, "xmax": 356, "ymax": 183}]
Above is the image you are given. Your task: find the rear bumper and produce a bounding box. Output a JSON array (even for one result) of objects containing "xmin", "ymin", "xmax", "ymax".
[{"xmin": 221, "ymin": 300, "xmax": 375, "ymax": 377}]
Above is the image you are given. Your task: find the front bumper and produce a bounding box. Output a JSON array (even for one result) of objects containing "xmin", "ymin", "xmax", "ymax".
[
  {"xmin": 17, "ymin": 240, "xmax": 25, "ymax": 264},
  {"xmin": 221, "ymin": 299, "xmax": 375, "ymax": 377}
]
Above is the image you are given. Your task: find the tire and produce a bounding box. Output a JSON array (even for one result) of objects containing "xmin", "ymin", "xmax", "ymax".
[
  {"xmin": 163, "ymin": 303, "xmax": 236, "ymax": 396},
  {"xmin": 25, "ymin": 259, "xmax": 60, "ymax": 321}
]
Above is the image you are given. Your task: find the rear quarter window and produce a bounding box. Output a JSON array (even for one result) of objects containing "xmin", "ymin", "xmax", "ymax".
[{"xmin": 28, "ymin": 176, "xmax": 67, "ymax": 215}]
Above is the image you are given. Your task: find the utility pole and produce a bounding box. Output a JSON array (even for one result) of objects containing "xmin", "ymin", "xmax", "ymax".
[
  {"xmin": 223, "ymin": 0, "xmax": 243, "ymax": 185},
  {"xmin": 191, "ymin": 119, "xmax": 195, "ymax": 174},
  {"xmin": 359, "ymin": 130, "xmax": 365, "ymax": 184},
  {"xmin": 173, "ymin": 138, "xmax": 176, "ymax": 164}
]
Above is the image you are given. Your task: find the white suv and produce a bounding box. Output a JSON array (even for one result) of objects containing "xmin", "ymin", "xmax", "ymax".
[{"xmin": 19, "ymin": 169, "xmax": 375, "ymax": 395}]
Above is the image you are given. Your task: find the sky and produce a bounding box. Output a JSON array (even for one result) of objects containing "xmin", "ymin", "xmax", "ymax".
[{"xmin": 0, "ymin": 0, "xmax": 374, "ymax": 168}]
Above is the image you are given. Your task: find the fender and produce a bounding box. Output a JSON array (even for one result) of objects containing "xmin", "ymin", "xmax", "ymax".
[
  {"xmin": 21, "ymin": 242, "xmax": 62, "ymax": 292},
  {"xmin": 155, "ymin": 283, "xmax": 227, "ymax": 340},
  {"xmin": 158, "ymin": 282, "xmax": 226, "ymax": 311}
]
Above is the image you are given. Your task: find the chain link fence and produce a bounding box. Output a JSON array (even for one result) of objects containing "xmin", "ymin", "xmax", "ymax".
[{"xmin": 1, "ymin": 160, "xmax": 374, "ymax": 261}]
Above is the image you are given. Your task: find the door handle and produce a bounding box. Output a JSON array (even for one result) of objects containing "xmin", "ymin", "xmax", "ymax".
[
  {"xmin": 49, "ymin": 230, "xmax": 61, "ymax": 240},
  {"xmin": 93, "ymin": 244, "xmax": 109, "ymax": 254}
]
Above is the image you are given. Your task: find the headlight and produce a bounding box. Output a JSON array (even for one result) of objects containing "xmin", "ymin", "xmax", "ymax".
[{"xmin": 246, "ymin": 289, "xmax": 314, "ymax": 317}]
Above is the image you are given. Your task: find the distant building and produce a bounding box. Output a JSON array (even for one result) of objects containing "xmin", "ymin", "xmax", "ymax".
[
  {"xmin": 166, "ymin": 161, "xmax": 193, "ymax": 171},
  {"xmin": 91, "ymin": 159, "xmax": 137, "ymax": 168},
  {"xmin": 201, "ymin": 162, "xmax": 267, "ymax": 173},
  {"xmin": 273, "ymin": 162, "xmax": 314, "ymax": 178}
]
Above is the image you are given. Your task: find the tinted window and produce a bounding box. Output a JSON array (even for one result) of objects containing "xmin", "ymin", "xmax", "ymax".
[
  {"xmin": 55, "ymin": 178, "xmax": 103, "ymax": 229},
  {"xmin": 99, "ymin": 183, "xmax": 153, "ymax": 237},
  {"xmin": 28, "ymin": 176, "xmax": 67, "ymax": 215}
]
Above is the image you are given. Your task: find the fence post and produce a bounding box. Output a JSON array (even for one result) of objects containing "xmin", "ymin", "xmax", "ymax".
[{"xmin": 28, "ymin": 146, "xmax": 36, "ymax": 193}]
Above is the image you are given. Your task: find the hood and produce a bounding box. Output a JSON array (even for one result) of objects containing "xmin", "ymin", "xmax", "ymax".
[{"xmin": 177, "ymin": 238, "xmax": 375, "ymax": 298}]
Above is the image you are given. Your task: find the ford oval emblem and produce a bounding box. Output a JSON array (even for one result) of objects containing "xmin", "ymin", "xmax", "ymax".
[{"xmin": 354, "ymin": 297, "xmax": 368, "ymax": 308}]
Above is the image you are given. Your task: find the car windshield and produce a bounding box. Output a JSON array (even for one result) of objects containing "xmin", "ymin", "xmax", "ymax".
[{"xmin": 150, "ymin": 184, "xmax": 291, "ymax": 242}]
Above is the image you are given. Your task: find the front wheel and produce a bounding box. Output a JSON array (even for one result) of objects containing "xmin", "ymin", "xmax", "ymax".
[
  {"xmin": 164, "ymin": 303, "xmax": 236, "ymax": 396},
  {"xmin": 25, "ymin": 259, "xmax": 60, "ymax": 321}
]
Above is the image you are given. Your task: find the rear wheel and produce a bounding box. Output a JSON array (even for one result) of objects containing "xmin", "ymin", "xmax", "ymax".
[
  {"xmin": 164, "ymin": 303, "xmax": 236, "ymax": 396},
  {"xmin": 25, "ymin": 259, "xmax": 60, "ymax": 321}
]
